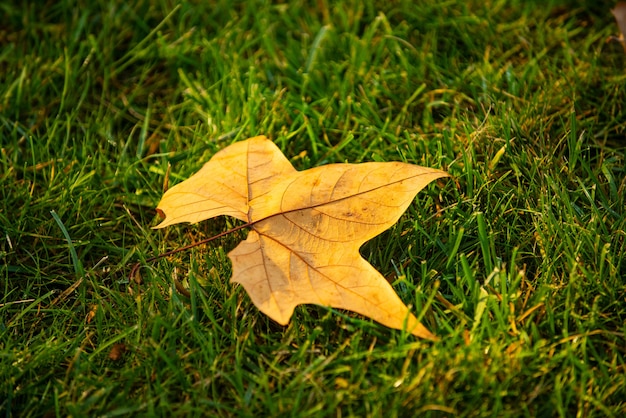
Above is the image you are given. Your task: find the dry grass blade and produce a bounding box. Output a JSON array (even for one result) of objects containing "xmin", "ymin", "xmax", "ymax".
[{"xmin": 610, "ymin": 2, "xmax": 626, "ymax": 52}]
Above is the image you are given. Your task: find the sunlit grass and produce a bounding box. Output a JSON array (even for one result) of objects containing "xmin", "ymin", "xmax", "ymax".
[{"xmin": 1, "ymin": 0, "xmax": 625, "ymax": 416}]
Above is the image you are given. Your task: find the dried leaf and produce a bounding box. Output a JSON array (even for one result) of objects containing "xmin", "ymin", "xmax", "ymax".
[
  {"xmin": 155, "ymin": 136, "xmax": 449, "ymax": 339},
  {"xmin": 85, "ymin": 304, "xmax": 98, "ymax": 324},
  {"xmin": 108, "ymin": 343, "xmax": 127, "ymax": 361}
]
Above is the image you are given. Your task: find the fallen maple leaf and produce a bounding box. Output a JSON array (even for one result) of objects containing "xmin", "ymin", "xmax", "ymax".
[{"xmin": 154, "ymin": 136, "xmax": 449, "ymax": 340}]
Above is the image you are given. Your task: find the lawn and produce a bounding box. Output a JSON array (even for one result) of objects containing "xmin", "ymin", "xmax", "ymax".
[{"xmin": 1, "ymin": 0, "xmax": 625, "ymax": 416}]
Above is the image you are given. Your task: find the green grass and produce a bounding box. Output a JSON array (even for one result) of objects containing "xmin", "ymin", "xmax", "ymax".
[{"xmin": 2, "ymin": 0, "xmax": 625, "ymax": 416}]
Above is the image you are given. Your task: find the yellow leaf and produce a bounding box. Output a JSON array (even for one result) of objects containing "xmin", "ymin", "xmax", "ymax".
[{"xmin": 155, "ymin": 136, "xmax": 449, "ymax": 340}]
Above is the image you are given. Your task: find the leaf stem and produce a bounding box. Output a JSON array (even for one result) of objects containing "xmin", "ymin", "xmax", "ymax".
[{"xmin": 129, "ymin": 222, "xmax": 252, "ymax": 281}]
